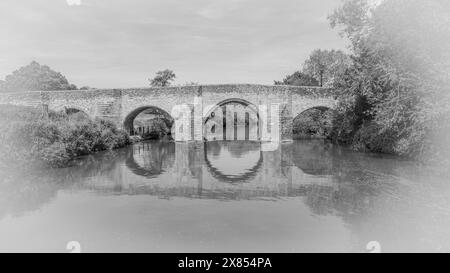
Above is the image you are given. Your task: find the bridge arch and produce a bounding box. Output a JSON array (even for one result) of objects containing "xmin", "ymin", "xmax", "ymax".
[
  {"xmin": 203, "ymin": 98, "xmax": 260, "ymax": 141},
  {"xmin": 293, "ymin": 106, "xmax": 335, "ymax": 139},
  {"xmin": 123, "ymin": 105, "xmax": 174, "ymax": 137}
]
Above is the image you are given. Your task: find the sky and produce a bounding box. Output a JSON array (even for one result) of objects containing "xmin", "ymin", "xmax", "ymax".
[{"xmin": 0, "ymin": 0, "xmax": 349, "ymax": 88}]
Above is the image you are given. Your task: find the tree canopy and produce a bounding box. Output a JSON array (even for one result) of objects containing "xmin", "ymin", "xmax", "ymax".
[
  {"xmin": 275, "ymin": 49, "xmax": 351, "ymax": 87},
  {"xmin": 302, "ymin": 49, "xmax": 351, "ymax": 87},
  {"xmin": 274, "ymin": 71, "xmax": 319, "ymax": 86},
  {"xmin": 149, "ymin": 69, "xmax": 176, "ymax": 87},
  {"xmin": 0, "ymin": 61, "xmax": 77, "ymax": 92}
]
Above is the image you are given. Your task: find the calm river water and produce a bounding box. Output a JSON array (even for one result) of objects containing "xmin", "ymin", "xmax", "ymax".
[{"xmin": 1, "ymin": 140, "xmax": 450, "ymax": 252}]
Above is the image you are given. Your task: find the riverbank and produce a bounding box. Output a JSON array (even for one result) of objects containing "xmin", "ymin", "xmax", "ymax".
[{"xmin": 0, "ymin": 105, "xmax": 130, "ymax": 167}]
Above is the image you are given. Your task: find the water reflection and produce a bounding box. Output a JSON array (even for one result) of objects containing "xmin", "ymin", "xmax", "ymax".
[
  {"xmin": 205, "ymin": 142, "xmax": 263, "ymax": 183},
  {"xmin": 126, "ymin": 142, "xmax": 175, "ymax": 178},
  {"xmin": 1, "ymin": 140, "xmax": 450, "ymax": 252}
]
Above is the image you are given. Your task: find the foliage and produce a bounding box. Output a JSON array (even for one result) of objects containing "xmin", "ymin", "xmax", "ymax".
[
  {"xmin": 141, "ymin": 118, "xmax": 171, "ymax": 140},
  {"xmin": 274, "ymin": 71, "xmax": 319, "ymax": 86},
  {"xmin": 351, "ymin": 122, "xmax": 397, "ymax": 154},
  {"xmin": 327, "ymin": 0, "xmax": 450, "ymax": 161},
  {"xmin": 149, "ymin": 69, "xmax": 176, "ymax": 87},
  {"xmin": 0, "ymin": 61, "xmax": 77, "ymax": 92},
  {"xmin": 302, "ymin": 49, "xmax": 351, "ymax": 87},
  {"xmin": 0, "ymin": 105, "xmax": 130, "ymax": 167},
  {"xmin": 293, "ymin": 108, "xmax": 333, "ymax": 139},
  {"xmin": 275, "ymin": 49, "xmax": 351, "ymax": 88}
]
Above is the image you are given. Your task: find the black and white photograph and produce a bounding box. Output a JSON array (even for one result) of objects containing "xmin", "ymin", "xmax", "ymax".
[{"xmin": 0, "ymin": 0, "xmax": 450, "ymax": 261}]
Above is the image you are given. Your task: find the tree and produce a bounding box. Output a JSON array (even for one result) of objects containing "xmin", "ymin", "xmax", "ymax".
[
  {"xmin": 274, "ymin": 71, "xmax": 319, "ymax": 86},
  {"xmin": 328, "ymin": 0, "xmax": 450, "ymax": 160},
  {"xmin": 302, "ymin": 49, "xmax": 351, "ymax": 87},
  {"xmin": 0, "ymin": 61, "xmax": 77, "ymax": 92},
  {"xmin": 149, "ymin": 69, "xmax": 176, "ymax": 87}
]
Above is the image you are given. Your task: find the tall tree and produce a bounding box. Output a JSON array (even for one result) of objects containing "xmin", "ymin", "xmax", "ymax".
[
  {"xmin": 149, "ymin": 69, "xmax": 176, "ymax": 87},
  {"xmin": 302, "ymin": 49, "xmax": 351, "ymax": 87},
  {"xmin": 0, "ymin": 61, "xmax": 77, "ymax": 92}
]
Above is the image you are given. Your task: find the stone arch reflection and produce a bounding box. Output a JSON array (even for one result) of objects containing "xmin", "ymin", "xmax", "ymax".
[
  {"xmin": 204, "ymin": 141, "xmax": 263, "ymax": 183},
  {"xmin": 125, "ymin": 141, "xmax": 175, "ymax": 178}
]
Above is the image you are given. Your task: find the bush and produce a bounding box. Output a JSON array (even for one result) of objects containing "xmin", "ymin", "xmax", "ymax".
[
  {"xmin": 328, "ymin": 110, "xmax": 356, "ymax": 145},
  {"xmin": 351, "ymin": 122, "xmax": 396, "ymax": 154},
  {"xmin": 329, "ymin": 95, "xmax": 374, "ymax": 146},
  {"xmin": 0, "ymin": 105, "xmax": 131, "ymax": 167}
]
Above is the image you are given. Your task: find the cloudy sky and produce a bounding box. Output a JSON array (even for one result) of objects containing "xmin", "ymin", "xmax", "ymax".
[{"xmin": 0, "ymin": 0, "xmax": 348, "ymax": 88}]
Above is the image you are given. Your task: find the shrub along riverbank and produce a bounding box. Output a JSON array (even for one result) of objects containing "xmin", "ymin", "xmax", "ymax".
[{"xmin": 0, "ymin": 105, "xmax": 130, "ymax": 167}]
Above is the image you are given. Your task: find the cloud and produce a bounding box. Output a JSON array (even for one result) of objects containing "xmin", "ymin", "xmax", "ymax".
[{"xmin": 66, "ymin": 0, "xmax": 82, "ymax": 6}]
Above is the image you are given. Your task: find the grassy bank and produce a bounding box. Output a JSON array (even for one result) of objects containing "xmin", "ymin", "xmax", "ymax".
[{"xmin": 0, "ymin": 105, "xmax": 130, "ymax": 167}]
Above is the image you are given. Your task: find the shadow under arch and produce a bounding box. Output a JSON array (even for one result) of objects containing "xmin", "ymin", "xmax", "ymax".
[
  {"xmin": 125, "ymin": 141, "xmax": 175, "ymax": 178},
  {"xmin": 123, "ymin": 106, "xmax": 174, "ymax": 135},
  {"xmin": 203, "ymin": 98, "xmax": 260, "ymax": 141},
  {"xmin": 203, "ymin": 141, "xmax": 263, "ymax": 184}
]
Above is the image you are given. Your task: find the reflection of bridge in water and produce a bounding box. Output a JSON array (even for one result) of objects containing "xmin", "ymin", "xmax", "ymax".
[
  {"xmin": 2, "ymin": 140, "xmax": 420, "ymax": 253},
  {"xmin": 79, "ymin": 141, "xmax": 341, "ymax": 201}
]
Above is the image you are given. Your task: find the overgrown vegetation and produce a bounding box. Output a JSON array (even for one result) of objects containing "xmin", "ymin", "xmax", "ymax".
[
  {"xmin": 288, "ymin": 0, "xmax": 450, "ymax": 164},
  {"xmin": 136, "ymin": 118, "xmax": 172, "ymax": 140},
  {"xmin": 275, "ymin": 49, "xmax": 351, "ymax": 87},
  {"xmin": 0, "ymin": 105, "xmax": 130, "ymax": 167},
  {"xmin": 327, "ymin": 0, "xmax": 450, "ymax": 163},
  {"xmin": 293, "ymin": 108, "xmax": 334, "ymax": 139}
]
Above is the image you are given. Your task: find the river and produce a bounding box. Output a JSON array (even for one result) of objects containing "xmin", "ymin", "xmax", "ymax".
[{"xmin": 0, "ymin": 140, "xmax": 449, "ymax": 252}]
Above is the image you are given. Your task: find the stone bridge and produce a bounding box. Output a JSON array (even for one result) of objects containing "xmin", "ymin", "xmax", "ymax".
[{"xmin": 0, "ymin": 84, "xmax": 337, "ymax": 142}]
